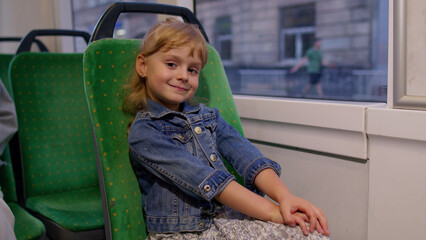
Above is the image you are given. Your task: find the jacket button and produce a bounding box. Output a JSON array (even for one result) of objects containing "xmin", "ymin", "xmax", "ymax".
[
  {"xmin": 198, "ymin": 222, "xmax": 204, "ymax": 227},
  {"xmin": 203, "ymin": 185, "xmax": 211, "ymax": 192},
  {"xmin": 210, "ymin": 154, "xmax": 217, "ymax": 162},
  {"xmin": 194, "ymin": 126, "xmax": 202, "ymax": 134}
]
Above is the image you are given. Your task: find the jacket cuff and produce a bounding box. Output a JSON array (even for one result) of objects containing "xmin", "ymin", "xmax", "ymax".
[
  {"xmin": 244, "ymin": 157, "xmax": 282, "ymax": 194},
  {"xmin": 198, "ymin": 170, "xmax": 235, "ymax": 201}
]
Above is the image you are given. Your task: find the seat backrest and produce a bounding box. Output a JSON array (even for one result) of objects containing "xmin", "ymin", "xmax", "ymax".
[
  {"xmin": 9, "ymin": 52, "xmax": 99, "ymax": 199},
  {"xmin": 83, "ymin": 38, "xmax": 244, "ymax": 239},
  {"xmin": 84, "ymin": 39, "xmax": 146, "ymax": 240}
]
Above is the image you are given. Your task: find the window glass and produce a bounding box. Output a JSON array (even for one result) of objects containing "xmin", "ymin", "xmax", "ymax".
[
  {"xmin": 195, "ymin": 0, "xmax": 389, "ymax": 102},
  {"xmin": 215, "ymin": 16, "xmax": 232, "ymax": 61}
]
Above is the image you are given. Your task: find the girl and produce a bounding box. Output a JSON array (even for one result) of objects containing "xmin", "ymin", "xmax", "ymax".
[{"xmin": 126, "ymin": 19, "xmax": 330, "ymax": 240}]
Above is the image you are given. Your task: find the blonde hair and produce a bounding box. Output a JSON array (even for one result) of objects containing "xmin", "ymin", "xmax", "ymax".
[{"xmin": 123, "ymin": 18, "xmax": 208, "ymax": 116}]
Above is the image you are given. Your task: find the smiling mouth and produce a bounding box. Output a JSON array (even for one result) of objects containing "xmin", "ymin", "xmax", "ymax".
[{"xmin": 169, "ymin": 84, "xmax": 188, "ymax": 91}]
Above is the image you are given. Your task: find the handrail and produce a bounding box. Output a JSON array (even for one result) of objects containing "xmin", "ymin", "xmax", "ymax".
[
  {"xmin": 0, "ymin": 37, "xmax": 48, "ymax": 52},
  {"xmin": 89, "ymin": 2, "xmax": 209, "ymax": 42},
  {"xmin": 16, "ymin": 29, "xmax": 90, "ymax": 54}
]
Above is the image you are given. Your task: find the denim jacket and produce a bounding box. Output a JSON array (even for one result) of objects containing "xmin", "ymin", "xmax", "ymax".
[{"xmin": 128, "ymin": 100, "xmax": 281, "ymax": 233}]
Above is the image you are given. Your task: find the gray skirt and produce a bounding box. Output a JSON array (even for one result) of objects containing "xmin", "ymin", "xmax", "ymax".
[{"xmin": 147, "ymin": 206, "xmax": 330, "ymax": 240}]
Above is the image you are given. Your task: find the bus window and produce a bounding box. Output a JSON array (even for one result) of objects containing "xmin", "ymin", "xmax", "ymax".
[{"xmin": 195, "ymin": 0, "xmax": 389, "ymax": 102}]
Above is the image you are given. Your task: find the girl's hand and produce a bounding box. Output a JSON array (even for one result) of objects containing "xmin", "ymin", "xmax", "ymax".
[
  {"xmin": 292, "ymin": 211, "xmax": 310, "ymax": 235},
  {"xmin": 278, "ymin": 194, "xmax": 329, "ymax": 236},
  {"xmin": 292, "ymin": 211, "xmax": 327, "ymax": 236},
  {"xmin": 253, "ymin": 168, "xmax": 330, "ymax": 236}
]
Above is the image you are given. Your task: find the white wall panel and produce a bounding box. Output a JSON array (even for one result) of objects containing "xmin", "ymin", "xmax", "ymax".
[{"xmin": 254, "ymin": 143, "xmax": 369, "ymax": 240}]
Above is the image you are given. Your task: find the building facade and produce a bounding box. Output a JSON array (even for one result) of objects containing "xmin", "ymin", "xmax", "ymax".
[{"xmin": 196, "ymin": 0, "xmax": 388, "ymax": 69}]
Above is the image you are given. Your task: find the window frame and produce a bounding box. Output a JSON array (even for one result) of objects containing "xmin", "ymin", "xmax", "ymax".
[
  {"xmin": 233, "ymin": 95, "xmax": 388, "ymax": 161},
  {"xmin": 392, "ymin": 0, "xmax": 426, "ymax": 110}
]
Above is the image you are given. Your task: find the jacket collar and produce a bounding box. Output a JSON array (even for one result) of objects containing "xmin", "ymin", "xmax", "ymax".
[{"xmin": 145, "ymin": 100, "xmax": 201, "ymax": 118}]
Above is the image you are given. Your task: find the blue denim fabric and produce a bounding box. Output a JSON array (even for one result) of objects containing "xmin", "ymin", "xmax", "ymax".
[{"xmin": 128, "ymin": 100, "xmax": 281, "ymax": 233}]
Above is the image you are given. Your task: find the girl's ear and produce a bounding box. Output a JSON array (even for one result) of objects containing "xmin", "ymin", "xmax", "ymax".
[{"xmin": 136, "ymin": 53, "xmax": 146, "ymax": 78}]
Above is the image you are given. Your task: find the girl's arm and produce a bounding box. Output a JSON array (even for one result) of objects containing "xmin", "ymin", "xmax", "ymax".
[
  {"xmin": 254, "ymin": 168, "xmax": 330, "ymax": 236},
  {"xmin": 214, "ymin": 180, "xmax": 284, "ymax": 223}
]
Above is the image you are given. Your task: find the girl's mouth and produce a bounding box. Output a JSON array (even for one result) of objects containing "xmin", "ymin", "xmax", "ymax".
[{"xmin": 169, "ymin": 84, "xmax": 188, "ymax": 91}]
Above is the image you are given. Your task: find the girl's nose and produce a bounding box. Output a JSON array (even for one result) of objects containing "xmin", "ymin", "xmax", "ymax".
[{"xmin": 177, "ymin": 68, "xmax": 188, "ymax": 82}]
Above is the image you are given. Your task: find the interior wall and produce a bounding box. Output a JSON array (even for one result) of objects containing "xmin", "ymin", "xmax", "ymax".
[
  {"xmin": 247, "ymin": 104, "xmax": 426, "ymax": 240},
  {"xmin": 254, "ymin": 143, "xmax": 369, "ymax": 240},
  {"xmin": 366, "ymin": 106, "xmax": 426, "ymax": 240},
  {"xmin": 367, "ymin": 135, "xmax": 426, "ymax": 239},
  {"xmin": 0, "ymin": 0, "xmax": 72, "ymax": 53}
]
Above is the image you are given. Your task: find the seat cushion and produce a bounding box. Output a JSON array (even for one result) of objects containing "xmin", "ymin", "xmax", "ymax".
[
  {"xmin": 8, "ymin": 202, "xmax": 45, "ymax": 240},
  {"xmin": 25, "ymin": 186, "xmax": 103, "ymax": 231}
]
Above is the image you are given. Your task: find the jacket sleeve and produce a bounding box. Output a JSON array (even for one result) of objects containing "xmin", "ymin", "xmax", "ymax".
[
  {"xmin": 128, "ymin": 118, "xmax": 235, "ymax": 201},
  {"xmin": 212, "ymin": 108, "xmax": 281, "ymax": 193}
]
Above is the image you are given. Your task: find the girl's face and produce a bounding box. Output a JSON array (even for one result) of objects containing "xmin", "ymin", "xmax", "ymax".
[{"xmin": 136, "ymin": 46, "xmax": 203, "ymax": 111}]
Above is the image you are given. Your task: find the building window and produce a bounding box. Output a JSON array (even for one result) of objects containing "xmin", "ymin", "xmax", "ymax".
[
  {"xmin": 214, "ymin": 16, "xmax": 232, "ymax": 61},
  {"xmin": 280, "ymin": 4, "xmax": 316, "ymax": 61}
]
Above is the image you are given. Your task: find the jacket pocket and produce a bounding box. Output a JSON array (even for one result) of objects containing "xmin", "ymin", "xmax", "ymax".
[
  {"xmin": 203, "ymin": 116, "xmax": 217, "ymax": 133},
  {"xmin": 169, "ymin": 130, "xmax": 196, "ymax": 154}
]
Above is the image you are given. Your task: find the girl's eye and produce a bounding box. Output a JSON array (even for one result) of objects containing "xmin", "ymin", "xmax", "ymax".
[
  {"xmin": 189, "ymin": 68, "xmax": 199, "ymax": 74},
  {"xmin": 167, "ymin": 62, "xmax": 176, "ymax": 67}
]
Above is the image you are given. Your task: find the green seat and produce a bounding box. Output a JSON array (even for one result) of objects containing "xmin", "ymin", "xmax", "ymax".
[
  {"xmin": 1, "ymin": 149, "xmax": 46, "ymax": 240},
  {"xmin": 83, "ymin": 39, "xmax": 244, "ymax": 239},
  {"xmin": 8, "ymin": 202, "xmax": 45, "ymax": 240},
  {"xmin": 1, "ymin": 72, "xmax": 46, "ymax": 240},
  {"xmin": 9, "ymin": 52, "xmax": 104, "ymax": 239}
]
